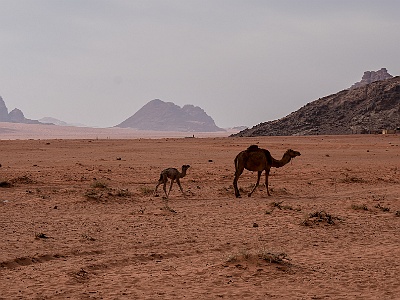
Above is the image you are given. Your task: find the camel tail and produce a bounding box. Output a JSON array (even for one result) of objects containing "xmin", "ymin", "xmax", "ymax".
[
  {"xmin": 158, "ymin": 173, "xmax": 163, "ymax": 182},
  {"xmin": 263, "ymin": 149, "xmax": 273, "ymax": 165}
]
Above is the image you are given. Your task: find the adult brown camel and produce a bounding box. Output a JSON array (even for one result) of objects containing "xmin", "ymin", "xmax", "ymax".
[
  {"xmin": 233, "ymin": 145, "xmax": 301, "ymax": 198},
  {"xmin": 154, "ymin": 165, "xmax": 190, "ymax": 198}
]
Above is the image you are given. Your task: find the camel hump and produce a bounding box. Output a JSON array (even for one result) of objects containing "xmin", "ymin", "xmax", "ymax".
[
  {"xmin": 262, "ymin": 149, "xmax": 273, "ymax": 165},
  {"xmin": 247, "ymin": 145, "xmax": 259, "ymax": 152}
]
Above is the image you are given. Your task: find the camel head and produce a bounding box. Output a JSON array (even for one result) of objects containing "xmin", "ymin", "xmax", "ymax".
[
  {"xmin": 285, "ymin": 149, "xmax": 301, "ymax": 158},
  {"xmin": 182, "ymin": 165, "xmax": 191, "ymax": 171}
]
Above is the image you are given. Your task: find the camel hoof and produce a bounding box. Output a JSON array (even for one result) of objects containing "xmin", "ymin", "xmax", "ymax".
[
  {"xmin": 235, "ymin": 195, "xmax": 242, "ymax": 198},
  {"xmin": 247, "ymin": 193, "xmax": 252, "ymax": 197}
]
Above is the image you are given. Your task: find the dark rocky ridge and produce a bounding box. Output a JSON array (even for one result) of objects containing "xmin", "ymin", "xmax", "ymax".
[
  {"xmin": 0, "ymin": 96, "xmax": 10, "ymax": 122},
  {"xmin": 0, "ymin": 96, "xmax": 41, "ymax": 124},
  {"xmin": 116, "ymin": 99, "xmax": 224, "ymax": 132},
  {"xmin": 232, "ymin": 76, "xmax": 400, "ymax": 137}
]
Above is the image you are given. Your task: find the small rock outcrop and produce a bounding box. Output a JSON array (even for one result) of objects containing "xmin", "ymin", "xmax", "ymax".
[
  {"xmin": 350, "ymin": 68, "xmax": 393, "ymax": 89},
  {"xmin": 116, "ymin": 99, "xmax": 224, "ymax": 132}
]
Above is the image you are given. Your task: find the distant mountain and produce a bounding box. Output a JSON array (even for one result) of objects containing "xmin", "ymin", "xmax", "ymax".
[
  {"xmin": 9, "ymin": 108, "xmax": 41, "ymax": 124},
  {"xmin": 39, "ymin": 117, "xmax": 69, "ymax": 126},
  {"xmin": 39, "ymin": 117, "xmax": 87, "ymax": 127},
  {"xmin": 0, "ymin": 96, "xmax": 10, "ymax": 122},
  {"xmin": 231, "ymin": 126, "xmax": 248, "ymax": 131},
  {"xmin": 232, "ymin": 73, "xmax": 400, "ymax": 137},
  {"xmin": 0, "ymin": 96, "xmax": 41, "ymax": 124},
  {"xmin": 115, "ymin": 99, "xmax": 225, "ymax": 132}
]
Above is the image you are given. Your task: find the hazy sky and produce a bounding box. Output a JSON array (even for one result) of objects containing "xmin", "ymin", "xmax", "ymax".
[{"xmin": 1, "ymin": 1, "xmax": 399, "ymax": 128}]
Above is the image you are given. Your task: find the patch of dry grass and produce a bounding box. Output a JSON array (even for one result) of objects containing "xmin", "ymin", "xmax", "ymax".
[
  {"xmin": 339, "ymin": 173, "xmax": 366, "ymax": 183},
  {"xmin": 301, "ymin": 211, "xmax": 340, "ymax": 226},
  {"xmin": 139, "ymin": 186, "xmax": 154, "ymax": 196},
  {"xmin": 351, "ymin": 204, "xmax": 369, "ymax": 211},
  {"xmin": 226, "ymin": 248, "xmax": 290, "ymax": 265}
]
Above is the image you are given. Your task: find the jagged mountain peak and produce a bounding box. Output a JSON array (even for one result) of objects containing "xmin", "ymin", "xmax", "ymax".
[
  {"xmin": 116, "ymin": 99, "xmax": 224, "ymax": 132},
  {"xmin": 350, "ymin": 68, "xmax": 393, "ymax": 89}
]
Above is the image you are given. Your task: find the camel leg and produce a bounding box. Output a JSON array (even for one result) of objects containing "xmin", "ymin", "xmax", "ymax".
[
  {"xmin": 176, "ymin": 178, "xmax": 186, "ymax": 197},
  {"xmin": 155, "ymin": 176, "xmax": 164, "ymax": 195},
  {"xmin": 265, "ymin": 168, "xmax": 271, "ymax": 196},
  {"xmin": 233, "ymin": 167, "xmax": 244, "ymax": 198},
  {"xmin": 167, "ymin": 179, "xmax": 175, "ymax": 197},
  {"xmin": 162, "ymin": 179, "xmax": 169, "ymax": 198},
  {"xmin": 248, "ymin": 171, "xmax": 262, "ymax": 197},
  {"xmin": 154, "ymin": 182, "xmax": 161, "ymax": 194},
  {"xmin": 233, "ymin": 174, "xmax": 240, "ymax": 198}
]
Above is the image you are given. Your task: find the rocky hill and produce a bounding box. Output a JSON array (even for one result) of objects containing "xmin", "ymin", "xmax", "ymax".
[
  {"xmin": 0, "ymin": 96, "xmax": 41, "ymax": 124},
  {"xmin": 115, "ymin": 99, "xmax": 224, "ymax": 132},
  {"xmin": 232, "ymin": 75, "xmax": 400, "ymax": 137}
]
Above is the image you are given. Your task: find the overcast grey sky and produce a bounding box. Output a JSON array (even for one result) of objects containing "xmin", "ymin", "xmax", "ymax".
[{"xmin": 1, "ymin": 1, "xmax": 399, "ymax": 128}]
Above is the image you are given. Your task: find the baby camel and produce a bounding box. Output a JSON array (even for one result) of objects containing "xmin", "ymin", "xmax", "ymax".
[{"xmin": 155, "ymin": 165, "xmax": 190, "ymax": 198}]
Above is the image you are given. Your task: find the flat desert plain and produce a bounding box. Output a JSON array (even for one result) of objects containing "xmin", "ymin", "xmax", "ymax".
[{"xmin": 0, "ymin": 135, "xmax": 399, "ymax": 299}]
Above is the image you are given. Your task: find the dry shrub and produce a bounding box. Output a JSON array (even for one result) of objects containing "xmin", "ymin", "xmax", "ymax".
[
  {"xmin": 10, "ymin": 175, "xmax": 37, "ymax": 185},
  {"xmin": 84, "ymin": 189, "xmax": 105, "ymax": 200},
  {"xmin": 72, "ymin": 268, "xmax": 90, "ymax": 282},
  {"xmin": 270, "ymin": 201, "xmax": 301, "ymax": 212},
  {"xmin": 339, "ymin": 173, "xmax": 366, "ymax": 183},
  {"xmin": 139, "ymin": 186, "xmax": 154, "ymax": 196},
  {"xmin": 35, "ymin": 233, "xmax": 50, "ymax": 239},
  {"xmin": 226, "ymin": 249, "xmax": 290, "ymax": 265},
  {"xmin": 81, "ymin": 234, "xmax": 96, "ymax": 241},
  {"xmin": 351, "ymin": 204, "xmax": 369, "ymax": 211},
  {"xmin": 114, "ymin": 188, "xmax": 132, "ymax": 197},
  {"xmin": 270, "ymin": 187, "xmax": 292, "ymax": 196},
  {"xmin": 258, "ymin": 250, "xmax": 289, "ymax": 264},
  {"xmin": 301, "ymin": 210, "xmax": 339, "ymax": 226},
  {"xmin": 161, "ymin": 205, "xmax": 177, "ymax": 214},
  {"xmin": 375, "ymin": 203, "xmax": 390, "ymax": 212},
  {"xmin": 91, "ymin": 181, "xmax": 108, "ymax": 189},
  {"xmin": 84, "ymin": 183, "xmax": 132, "ymax": 201},
  {"xmin": 376, "ymin": 177, "xmax": 398, "ymax": 183}
]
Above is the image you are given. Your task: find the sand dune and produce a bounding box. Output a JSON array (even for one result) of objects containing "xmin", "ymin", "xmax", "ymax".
[{"xmin": 0, "ymin": 134, "xmax": 399, "ymax": 299}]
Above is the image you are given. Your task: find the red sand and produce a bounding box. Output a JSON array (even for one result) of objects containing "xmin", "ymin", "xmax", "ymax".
[{"xmin": 0, "ymin": 131, "xmax": 399, "ymax": 299}]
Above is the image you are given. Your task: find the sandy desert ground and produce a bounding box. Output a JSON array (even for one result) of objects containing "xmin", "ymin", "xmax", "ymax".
[
  {"xmin": 0, "ymin": 122, "xmax": 235, "ymax": 140},
  {"xmin": 0, "ymin": 133, "xmax": 399, "ymax": 299}
]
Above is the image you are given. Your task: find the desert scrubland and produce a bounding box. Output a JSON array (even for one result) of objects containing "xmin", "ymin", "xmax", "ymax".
[{"xmin": 0, "ymin": 134, "xmax": 399, "ymax": 299}]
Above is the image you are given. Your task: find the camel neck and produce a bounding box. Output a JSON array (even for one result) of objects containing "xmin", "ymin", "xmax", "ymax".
[{"xmin": 271, "ymin": 153, "xmax": 292, "ymax": 168}]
